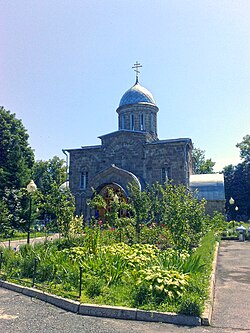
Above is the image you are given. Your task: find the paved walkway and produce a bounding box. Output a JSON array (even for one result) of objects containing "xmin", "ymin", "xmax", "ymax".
[
  {"xmin": 0, "ymin": 233, "xmax": 59, "ymax": 250},
  {"xmin": 212, "ymin": 240, "xmax": 250, "ymax": 330}
]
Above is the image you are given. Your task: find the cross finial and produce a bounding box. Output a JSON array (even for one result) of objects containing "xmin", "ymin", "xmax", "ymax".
[{"xmin": 132, "ymin": 61, "xmax": 142, "ymax": 83}]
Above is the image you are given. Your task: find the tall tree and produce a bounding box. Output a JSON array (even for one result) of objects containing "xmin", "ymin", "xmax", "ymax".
[
  {"xmin": 223, "ymin": 134, "xmax": 250, "ymax": 220},
  {"xmin": 32, "ymin": 157, "xmax": 67, "ymax": 216},
  {"xmin": 32, "ymin": 156, "xmax": 67, "ymax": 195},
  {"xmin": 236, "ymin": 134, "xmax": 250, "ymax": 162},
  {"xmin": 0, "ymin": 107, "xmax": 34, "ymax": 196},
  {"xmin": 192, "ymin": 147, "xmax": 215, "ymax": 174}
]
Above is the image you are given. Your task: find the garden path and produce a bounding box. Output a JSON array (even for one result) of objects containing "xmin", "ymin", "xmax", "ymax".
[
  {"xmin": 211, "ymin": 240, "xmax": 250, "ymax": 330},
  {"xmin": 0, "ymin": 233, "xmax": 59, "ymax": 250}
]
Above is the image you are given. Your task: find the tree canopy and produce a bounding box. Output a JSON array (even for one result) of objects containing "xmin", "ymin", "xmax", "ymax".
[
  {"xmin": 0, "ymin": 107, "xmax": 34, "ymax": 196},
  {"xmin": 236, "ymin": 134, "xmax": 250, "ymax": 162},
  {"xmin": 224, "ymin": 134, "xmax": 250, "ymax": 220},
  {"xmin": 192, "ymin": 147, "xmax": 215, "ymax": 174},
  {"xmin": 32, "ymin": 156, "xmax": 67, "ymax": 195}
]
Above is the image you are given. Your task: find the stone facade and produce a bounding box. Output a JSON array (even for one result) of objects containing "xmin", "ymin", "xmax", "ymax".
[{"xmin": 66, "ymin": 130, "xmax": 193, "ymax": 217}]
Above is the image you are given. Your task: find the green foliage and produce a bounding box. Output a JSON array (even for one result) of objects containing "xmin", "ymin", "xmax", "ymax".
[
  {"xmin": 32, "ymin": 157, "xmax": 67, "ymax": 195},
  {"xmin": 157, "ymin": 183, "xmax": 206, "ymax": 250},
  {"xmin": 127, "ymin": 182, "xmax": 207, "ymax": 250},
  {"xmin": 136, "ymin": 267, "xmax": 189, "ymax": 302},
  {"xmin": 157, "ymin": 249, "xmax": 205, "ymax": 274},
  {"xmin": 49, "ymin": 184, "xmax": 75, "ymax": 237},
  {"xmin": 85, "ymin": 277, "xmax": 103, "ymax": 298},
  {"xmin": 206, "ymin": 212, "xmax": 227, "ymax": 232},
  {"xmin": 0, "ymin": 107, "xmax": 35, "ymax": 235},
  {"xmin": 224, "ymin": 162, "xmax": 250, "ymax": 220},
  {"xmin": 0, "ymin": 230, "xmax": 217, "ymax": 315},
  {"xmin": 224, "ymin": 135, "xmax": 250, "ymax": 220},
  {"xmin": 89, "ymin": 181, "xmax": 207, "ymax": 250},
  {"xmin": 127, "ymin": 182, "xmax": 151, "ymax": 240},
  {"xmin": 68, "ymin": 215, "xmax": 84, "ymax": 237},
  {"xmin": 132, "ymin": 284, "xmax": 151, "ymax": 306},
  {"xmin": 1, "ymin": 188, "xmax": 31, "ymax": 232},
  {"xmin": 179, "ymin": 293, "xmax": 203, "ymax": 316},
  {"xmin": 87, "ymin": 190, "xmax": 107, "ymax": 210},
  {"xmin": 83, "ymin": 226, "xmax": 101, "ymax": 254},
  {"xmin": 0, "ymin": 107, "xmax": 34, "ymax": 197},
  {"xmin": 192, "ymin": 147, "xmax": 215, "ymax": 174},
  {"xmin": 0, "ymin": 199, "xmax": 12, "ymax": 236},
  {"xmin": 236, "ymin": 134, "xmax": 250, "ymax": 162},
  {"xmin": 80, "ymin": 251, "xmax": 127, "ymax": 287}
]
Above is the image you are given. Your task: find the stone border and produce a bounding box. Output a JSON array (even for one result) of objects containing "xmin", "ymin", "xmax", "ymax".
[
  {"xmin": 0, "ymin": 280, "xmax": 201, "ymax": 326},
  {"xmin": 0, "ymin": 243, "xmax": 220, "ymax": 327},
  {"xmin": 201, "ymin": 241, "xmax": 219, "ymax": 326}
]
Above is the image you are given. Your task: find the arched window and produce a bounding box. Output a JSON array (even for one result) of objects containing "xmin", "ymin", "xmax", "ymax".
[
  {"xmin": 150, "ymin": 113, "xmax": 154, "ymax": 131},
  {"xmin": 130, "ymin": 113, "xmax": 134, "ymax": 130},
  {"xmin": 140, "ymin": 113, "xmax": 144, "ymax": 131},
  {"xmin": 121, "ymin": 114, "xmax": 125, "ymax": 129},
  {"xmin": 161, "ymin": 168, "xmax": 166, "ymax": 184},
  {"xmin": 161, "ymin": 167, "xmax": 171, "ymax": 184},
  {"xmin": 80, "ymin": 171, "xmax": 88, "ymax": 190}
]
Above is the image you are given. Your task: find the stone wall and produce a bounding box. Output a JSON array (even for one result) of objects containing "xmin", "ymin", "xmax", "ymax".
[
  {"xmin": 205, "ymin": 200, "xmax": 226, "ymax": 215},
  {"xmin": 145, "ymin": 140, "xmax": 192, "ymax": 186},
  {"xmin": 67, "ymin": 133, "xmax": 192, "ymax": 217}
]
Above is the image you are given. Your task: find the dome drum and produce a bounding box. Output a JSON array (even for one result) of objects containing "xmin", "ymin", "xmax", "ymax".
[{"xmin": 117, "ymin": 82, "xmax": 158, "ymax": 138}]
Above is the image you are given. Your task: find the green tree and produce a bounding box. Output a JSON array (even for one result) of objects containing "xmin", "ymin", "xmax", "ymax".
[
  {"xmin": 32, "ymin": 156, "xmax": 67, "ymax": 195},
  {"xmin": 223, "ymin": 134, "xmax": 250, "ymax": 220},
  {"xmin": 157, "ymin": 184, "xmax": 206, "ymax": 250},
  {"xmin": 1, "ymin": 188, "xmax": 30, "ymax": 233},
  {"xmin": 128, "ymin": 182, "xmax": 206, "ymax": 249},
  {"xmin": 32, "ymin": 156, "xmax": 68, "ymax": 225},
  {"xmin": 236, "ymin": 134, "xmax": 250, "ymax": 162},
  {"xmin": 192, "ymin": 147, "xmax": 215, "ymax": 174},
  {"xmin": 0, "ymin": 199, "xmax": 11, "ymax": 237},
  {"xmin": 127, "ymin": 182, "xmax": 151, "ymax": 241},
  {"xmin": 51, "ymin": 184, "xmax": 75, "ymax": 237},
  {"xmin": 0, "ymin": 107, "xmax": 34, "ymax": 197}
]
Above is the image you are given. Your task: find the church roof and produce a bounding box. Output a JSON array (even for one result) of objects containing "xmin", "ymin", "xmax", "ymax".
[
  {"xmin": 189, "ymin": 174, "xmax": 225, "ymax": 201},
  {"xmin": 119, "ymin": 81, "xmax": 156, "ymax": 107}
]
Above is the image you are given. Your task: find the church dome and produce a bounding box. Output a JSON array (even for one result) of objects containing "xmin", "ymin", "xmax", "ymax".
[{"xmin": 119, "ymin": 82, "xmax": 156, "ymax": 107}]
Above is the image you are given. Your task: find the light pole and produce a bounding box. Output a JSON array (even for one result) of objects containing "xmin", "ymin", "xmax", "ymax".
[
  {"xmin": 235, "ymin": 206, "xmax": 239, "ymax": 221},
  {"xmin": 229, "ymin": 197, "xmax": 235, "ymax": 221},
  {"xmin": 27, "ymin": 180, "xmax": 37, "ymax": 244}
]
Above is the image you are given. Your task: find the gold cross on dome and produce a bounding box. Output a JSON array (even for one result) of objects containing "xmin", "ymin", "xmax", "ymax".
[{"xmin": 132, "ymin": 61, "xmax": 142, "ymax": 83}]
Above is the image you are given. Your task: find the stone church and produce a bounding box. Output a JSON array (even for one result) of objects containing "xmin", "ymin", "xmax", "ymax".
[{"xmin": 64, "ymin": 64, "xmax": 224, "ymax": 218}]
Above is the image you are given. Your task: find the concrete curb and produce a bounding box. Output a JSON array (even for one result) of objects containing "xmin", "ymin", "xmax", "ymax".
[
  {"xmin": 1, "ymin": 243, "xmax": 220, "ymax": 327},
  {"xmin": 0, "ymin": 280, "xmax": 201, "ymax": 326},
  {"xmin": 201, "ymin": 241, "xmax": 219, "ymax": 326},
  {"xmin": 79, "ymin": 303, "xmax": 137, "ymax": 320},
  {"xmin": 136, "ymin": 309, "xmax": 200, "ymax": 326}
]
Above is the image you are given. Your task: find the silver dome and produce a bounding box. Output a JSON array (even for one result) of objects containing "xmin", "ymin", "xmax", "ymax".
[{"xmin": 119, "ymin": 82, "xmax": 156, "ymax": 107}]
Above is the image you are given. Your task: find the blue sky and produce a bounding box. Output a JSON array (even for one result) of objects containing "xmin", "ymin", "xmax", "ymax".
[{"xmin": 1, "ymin": 0, "xmax": 249, "ymax": 172}]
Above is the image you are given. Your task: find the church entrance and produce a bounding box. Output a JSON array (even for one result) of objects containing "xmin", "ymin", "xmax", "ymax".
[{"xmin": 95, "ymin": 183, "xmax": 127, "ymax": 222}]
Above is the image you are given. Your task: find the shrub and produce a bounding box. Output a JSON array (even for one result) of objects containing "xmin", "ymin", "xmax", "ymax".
[
  {"xmin": 179, "ymin": 293, "xmax": 203, "ymax": 316},
  {"xmin": 136, "ymin": 267, "xmax": 189, "ymax": 302},
  {"xmin": 132, "ymin": 284, "xmax": 151, "ymax": 306},
  {"xmin": 85, "ymin": 277, "xmax": 103, "ymax": 298}
]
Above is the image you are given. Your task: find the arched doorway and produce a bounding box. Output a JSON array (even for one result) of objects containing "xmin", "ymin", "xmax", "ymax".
[{"xmin": 95, "ymin": 183, "xmax": 127, "ymax": 222}]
